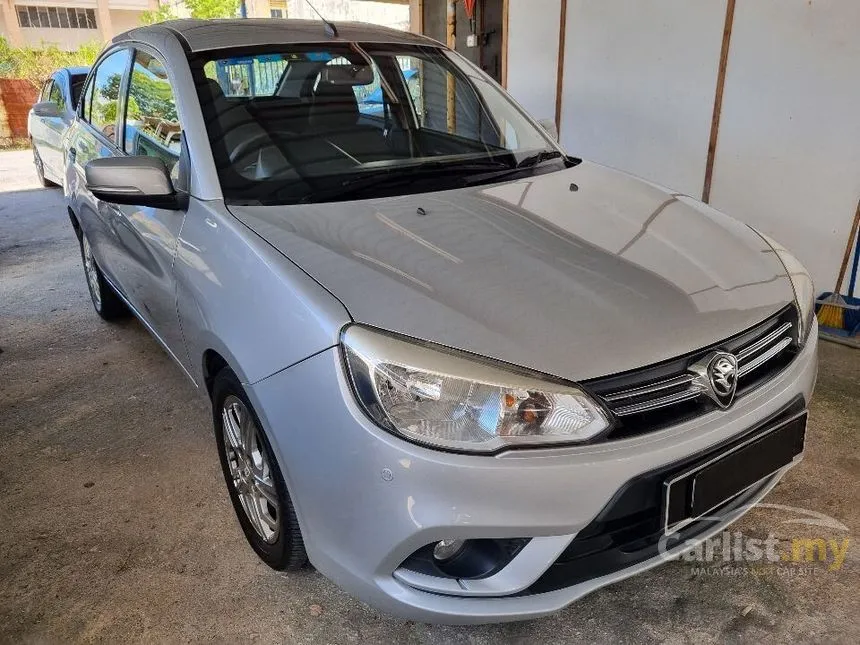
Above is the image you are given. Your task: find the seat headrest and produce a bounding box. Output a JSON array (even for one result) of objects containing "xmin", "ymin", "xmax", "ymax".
[
  {"xmin": 310, "ymin": 82, "xmax": 360, "ymax": 129},
  {"xmin": 202, "ymin": 78, "xmax": 227, "ymax": 104}
]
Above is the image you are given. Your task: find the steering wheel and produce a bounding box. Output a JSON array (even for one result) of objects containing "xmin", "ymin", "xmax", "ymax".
[{"xmin": 229, "ymin": 130, "xmax": 278, "ymax": 164}]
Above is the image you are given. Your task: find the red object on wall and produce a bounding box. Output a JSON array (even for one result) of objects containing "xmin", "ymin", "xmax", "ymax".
[
  {"xmin": 0, "ymin": 79, "xmax": 39, "ymax": 139},
  {"xmin": 463, "ymin": 0, "xmax": 477, "ymax": 19}
]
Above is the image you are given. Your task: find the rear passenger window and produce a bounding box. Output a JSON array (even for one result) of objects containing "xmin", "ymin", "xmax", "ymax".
[
  {"xmin": 323, "ymin": 57, "xmax": 384, "ymax": 119},
  {"xmin": 83, "ymin": 48, "xmax": 131, "ymax": 143},
  {"xmin": 204, "ymin": 56, "xmax": 289, "ymax": 97},
  {"xmin": 123, "ymin": 50, "xmax": 181, "ymax": 171}
]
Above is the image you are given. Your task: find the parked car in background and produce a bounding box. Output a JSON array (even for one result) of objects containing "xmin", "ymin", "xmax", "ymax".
[
  {"xmin": 63, "ymin": 20, "xmax": 817, "ymax": 624},
  {"xmin": 358, "ymin": 68, "xmax": 418, "ymax": 116},
  {"xmin": 28, "ymin": 66, "xmax": 90, "ymax": 187}
]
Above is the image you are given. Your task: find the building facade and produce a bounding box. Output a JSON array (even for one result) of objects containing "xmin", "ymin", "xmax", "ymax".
[{"xmin": 0, "ymin": 0, "xmax": 157, "ymax": 49}]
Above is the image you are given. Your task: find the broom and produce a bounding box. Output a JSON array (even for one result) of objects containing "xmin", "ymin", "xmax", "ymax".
[{"xmin": 817, "ymin": 197, "xmax": 860, "ymax": 329}]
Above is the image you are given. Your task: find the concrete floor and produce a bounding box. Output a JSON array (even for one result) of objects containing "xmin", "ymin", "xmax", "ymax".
[{"xmin": 0, "ymin": 148, "xmax": 858, "ymax": 644}]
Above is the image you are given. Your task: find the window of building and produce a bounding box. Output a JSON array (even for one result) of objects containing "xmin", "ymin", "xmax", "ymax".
[
  {"xmin": 17, "ymin": 6, "xmax": 96, "ymax": 29},
  {"xmin": 270, "ymin": 0, "xmax": 285, "ymax": 18}
]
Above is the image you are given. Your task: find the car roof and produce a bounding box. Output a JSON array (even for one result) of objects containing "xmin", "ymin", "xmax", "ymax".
[
  {"xmin": 56, "ymin": 66, "xmax": 89, "ymax": 78},
  {"xmin": 113, "ymin": 18, "xmax": 440, "ymax": 53}
]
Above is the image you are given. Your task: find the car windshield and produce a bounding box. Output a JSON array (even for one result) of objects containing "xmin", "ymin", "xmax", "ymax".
[{"xmin": 190, "ymin": 43, "xmax": 569, "ymax": 205}]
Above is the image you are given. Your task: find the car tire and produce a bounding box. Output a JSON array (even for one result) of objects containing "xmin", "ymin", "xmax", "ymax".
[
  {"xmin": 212, "ymin": 367, "xmax": 308, "ymax": 571},
  {"xmin": 79, "ymin": 233, "xmax": 127, "ymax": 321},
  {"xmin": 32, "ymin": 144, "xmax": 57, "ymax": 188}
]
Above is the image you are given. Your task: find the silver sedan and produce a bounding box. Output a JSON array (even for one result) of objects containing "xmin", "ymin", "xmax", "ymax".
[
  {"xmin": 28, "ymin": 66, "xmax": 89, "ymax": 187},
  {"xmin": 63, "ymin": 19, "xmax": 817, "ymax": 624}
]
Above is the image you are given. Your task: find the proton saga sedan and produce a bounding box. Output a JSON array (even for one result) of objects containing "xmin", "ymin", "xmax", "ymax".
[{"xmin": 63, "ymin": 19, "xmax": 818, "ymax": 623}]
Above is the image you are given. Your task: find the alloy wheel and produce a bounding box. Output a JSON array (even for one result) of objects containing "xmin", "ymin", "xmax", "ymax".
[{"xmin": 222, "ymin": 395, "xmax": 281, "ymax": 543}]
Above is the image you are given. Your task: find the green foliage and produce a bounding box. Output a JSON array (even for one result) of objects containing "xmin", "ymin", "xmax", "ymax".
[
  {"xmin": 0, "ymin": 37, "xmax": 101, "ymax": 90},
  {"xmin": 139, "ymin": 5, "xmax": 179, "ymax": 26},
  {"xmin": 128, "ymin": 68, "xmax": 178, "ymax": 123},
  {"xmin": 185, "ymin": 0, "xmax": 241, "ymax": 20}
]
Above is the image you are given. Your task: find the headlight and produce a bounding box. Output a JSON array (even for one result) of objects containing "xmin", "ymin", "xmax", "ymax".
[
  {"xmin": 341, "ymin": 326, "xmax": 611, "ymax": 453},
  {"xmin": 752, "ymin": 228, "xmax": 815, "ymax": 343}
]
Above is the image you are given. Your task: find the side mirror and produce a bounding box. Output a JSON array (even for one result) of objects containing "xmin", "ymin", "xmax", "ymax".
[
  {"xmin": 33, "ymin": 101, "xmax": 61, "ymax": 118},
  {"xmin": 538, "ymin": 118, "xmax": 559, "ymax": 142},
  {"xmin": 85, "ymin": 157, "xmax": 182, "ymax": 209}
]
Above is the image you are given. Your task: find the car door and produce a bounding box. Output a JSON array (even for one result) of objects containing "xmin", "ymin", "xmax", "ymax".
[
  {"xmin": 30, "ymin": 80, "xmax": 55, "ymax": 170},
  {"xmin": 111, "ymin": 46, "xmax": 188, "ymax": 363},
  {"xmin": 42, "ymin": 76, "xmax": 69, "ymax": 177},
  {"xmin": 68, "ymin": 47, "xmax": 133, "ymax": 290}
]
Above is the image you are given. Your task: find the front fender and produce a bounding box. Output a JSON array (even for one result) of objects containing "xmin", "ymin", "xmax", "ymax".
[{"xmin": 175, "ymin": 199, "xmax": 351, "ymax": 387}]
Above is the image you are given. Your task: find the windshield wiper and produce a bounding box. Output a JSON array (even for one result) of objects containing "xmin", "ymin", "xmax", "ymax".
[
  {"xmin": 515, "ymin": 149, "xmax": 565, "ymax": 168},
  {"xmin": 297, "ymin": 159, "xmax": 512, "ymax": 204},
  {"xmin": 460, "ymin": 150, "xmax": 579, "ymax": 187}
]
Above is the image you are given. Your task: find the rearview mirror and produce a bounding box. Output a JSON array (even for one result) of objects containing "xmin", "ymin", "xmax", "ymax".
[
  {"xmin": 85, "ymin": 157, "xmax": 182, "ymax": 209},
  {"xmin": 538, "ymin": 118, "xmax": 559, "ymax": 142},
  {"xmin": 32, "ymin": 101, "xmax": 60, "ymax": 118},
  {"xmin": 320, "ymin": 64, "xmax": 374, "ymax": 86}
]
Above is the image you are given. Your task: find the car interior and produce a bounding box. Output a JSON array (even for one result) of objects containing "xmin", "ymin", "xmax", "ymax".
[{"xmin": 194, "ymin": 49, "xmax": 505, "ymax": 198}]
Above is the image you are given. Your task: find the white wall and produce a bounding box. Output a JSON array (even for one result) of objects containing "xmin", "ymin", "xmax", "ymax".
[
  {"xmin": 709, "ymin": 0, "xmax": 860, "ymax": 294},
  {"xmin": 110, "ymin": 8, "xmax": 143, "ymax": 34},
  {"xmin": 286, "ymin": 0, "xmax": 410, "ymax": 30},
  {"xmin": 540, "ymin": 0, "xmax": 860, "ymax": 293},
  {"xmin": 505, "ymin": 0, "xmax": 560, "ymax": 123},
  {"xmin": 19, "ymin": 27, "xmax": 101, "ymax": 49},
  {"xmin": 557, "ymin": 0, "xmax": 727, "ymax": 198}
]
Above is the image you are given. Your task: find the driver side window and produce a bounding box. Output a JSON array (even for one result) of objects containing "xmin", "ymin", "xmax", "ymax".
[
  {"xmin": 82, "ymin": 48, "xmax": 131, "ymax": 143},
  {"xmin": 48, "ymin": 81, "xmax": 64, "ymax": 113},
  {"xmin": 122, "ymin": 50, "xmax": 182, "ymax": 173}
]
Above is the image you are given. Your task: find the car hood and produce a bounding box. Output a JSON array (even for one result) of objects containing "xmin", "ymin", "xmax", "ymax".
[{"xmin": 229, "ymin": 162, "xmax": 794, "ymax": 381}]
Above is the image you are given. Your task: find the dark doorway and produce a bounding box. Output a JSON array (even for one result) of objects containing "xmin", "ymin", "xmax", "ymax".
[
  {"xmin": 422, "ymin": 0, "xmax": 506, "ymax": 84},
  {"xmin": 479, "ymin": 0, "xmax": 505, "ymax": 84}
]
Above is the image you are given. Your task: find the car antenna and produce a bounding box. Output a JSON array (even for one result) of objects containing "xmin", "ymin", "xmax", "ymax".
[{"xmin": 303, "ymin": 0, "xmax": 338, "ymax": 38}]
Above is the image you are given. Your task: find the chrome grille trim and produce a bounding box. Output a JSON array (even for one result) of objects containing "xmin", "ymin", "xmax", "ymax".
[
  {"xmin": 599, "ymin": 316, "xmax": 796, "ymax": 419},
  {"xmin": 737, "ymin": 322, "xmax": 792, "ymax": 362},
  {"xmin": 613, "ymin": 387, "xmax": 705, "ymax": 416},
  {"xmin": 603, "ymin": 374, "xmax": 695, "ymax": 403},
  {"xmin": 738, "ymin": 337, "xmax": 793, "ymax": 377}
]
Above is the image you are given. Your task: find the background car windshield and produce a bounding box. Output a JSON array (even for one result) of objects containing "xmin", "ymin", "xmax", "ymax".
[
  {"xmin": 71, "ymin": 74, "xmax": 88, "ymax": 109},
  {"xmin": 192, "ymin": 44, "xmax": 560, "ymax": 205}
]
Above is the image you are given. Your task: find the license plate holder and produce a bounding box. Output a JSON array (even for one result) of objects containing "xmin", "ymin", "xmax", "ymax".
[{"xmin": 663, "ymin": 411, "xmax": 807, "ymax": 534}]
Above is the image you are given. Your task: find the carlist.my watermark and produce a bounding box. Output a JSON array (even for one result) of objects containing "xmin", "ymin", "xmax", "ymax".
[{"xmin": 658, "ymin": 503, "xmax": 851, "ymax": 576}]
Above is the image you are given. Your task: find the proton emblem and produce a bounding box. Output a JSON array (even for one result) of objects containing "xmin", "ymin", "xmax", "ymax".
[
  {"xmin": 710, "ymin": 355, "xmax": 737, "ymax": 398},
  {"xmin": 689, "ymin": 351, "xmax": 739, "ymax": 408}
]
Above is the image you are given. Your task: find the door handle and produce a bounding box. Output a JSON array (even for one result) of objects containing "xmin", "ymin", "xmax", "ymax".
[{"xmin": 68, "ymin": 147, "xmax": 76, "ymax": 163}]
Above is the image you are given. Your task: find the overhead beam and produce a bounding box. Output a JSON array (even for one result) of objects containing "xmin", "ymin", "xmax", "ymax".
[
  {"xmin": 447, "ymin": 0, "xmax": 456, "ymax": 133},
  {"xmin": 702, "ymin": 0, "xmax": 737, "ymax": 203},
  {"xmin": 554, "ymin": 0, "xmax": 568, "ymax": 133}
]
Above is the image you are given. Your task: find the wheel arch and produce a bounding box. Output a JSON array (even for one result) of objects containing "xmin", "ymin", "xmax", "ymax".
[
  {"xmin": 68, "ymin": 206, "xmax": 82, "ymax": 241},
  {"xmin": 203, "ymin": 348, "xmax": 229, "ymax": 398}
]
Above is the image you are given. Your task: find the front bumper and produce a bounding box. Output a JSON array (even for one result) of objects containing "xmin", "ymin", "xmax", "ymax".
[{"xmin": 247, "ymin": 328, "xmax": 818, "ymax": 624}]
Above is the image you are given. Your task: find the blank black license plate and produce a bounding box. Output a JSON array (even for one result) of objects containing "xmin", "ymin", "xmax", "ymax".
[{"xmin": 664, "ymin": 412, "xmax": 807, "ymax": 533}]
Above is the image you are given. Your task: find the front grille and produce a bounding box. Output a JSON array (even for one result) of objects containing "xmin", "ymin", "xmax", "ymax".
[{"xmin": 587, "ymin": 306, "xmax": 799, "ymax": 439}]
